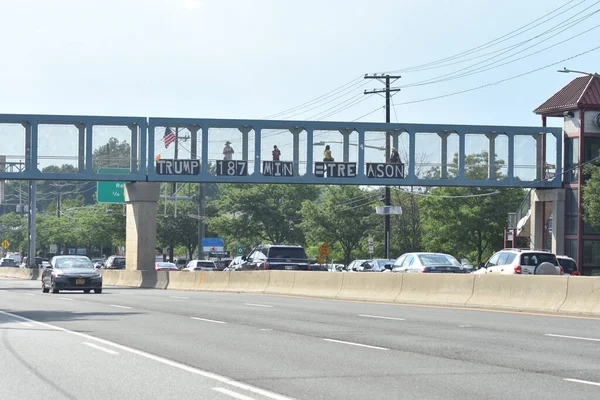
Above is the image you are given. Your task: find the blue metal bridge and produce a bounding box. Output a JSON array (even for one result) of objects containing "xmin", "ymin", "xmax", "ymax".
[{"xmin": 0, "ymin": 113, "xmax": 562, "ymax": 188}]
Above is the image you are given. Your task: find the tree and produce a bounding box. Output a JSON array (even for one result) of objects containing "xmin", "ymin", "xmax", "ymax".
[
  {"xmin": 301, "ymin": 186, "xmax": 378, "ymax": 265},
  {"xmin": 583, "ymin": 164, "xmax": 600, "ymax": 229},
  {"xmin": 157, "ymin": 200, "xmax": 201, "ymax": 260},
  {"xmin": 208, "ymin": 184, "xmax": 320, "ymax": 254},
  {"xmin": 93, "ymin": 138, "xmax": 131, "ymax": 171},
  {"xmin": 420, "ymin": 151, "xmax": 525, "ymax": 264},
  {"xmin": 0, "ymin": 212, "xmax": 27, "ymax": 253}
]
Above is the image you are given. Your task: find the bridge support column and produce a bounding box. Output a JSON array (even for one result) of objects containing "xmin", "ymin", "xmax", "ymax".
[
  {"xmin": 486, "ymin": 133, "xmax": 497, "ymax": 179},
  {"xmin": 438, "ymin": 132, "xmax": 450, "ymax": 179},
  {"xmin": 340, "ymin": 129, "xmax": 353, "ymax": 163},
  {"xmin": 290, "ymin": 128, "xmax": 302, "ymax": 176},
  {"xmin": 530, "ymin": 189, "xmax": 565, "ymax": 254},
  {"xmin": 125, "ymin": 182, "xmax": 161, "ymax": 271},
  {"xmin": 240, "ymin": 126, "xmax": 252, "ymax": 162}
]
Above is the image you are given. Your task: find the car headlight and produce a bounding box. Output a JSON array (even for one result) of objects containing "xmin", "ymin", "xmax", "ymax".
[
  {"xmin": 53, "ymin": 274, "xmax": 67, "ymax": 280},
  {"xmin": 92, "ymin": 274, "xmax": 102, "ymax": 280}
]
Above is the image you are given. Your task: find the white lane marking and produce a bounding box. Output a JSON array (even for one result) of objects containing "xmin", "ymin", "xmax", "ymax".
[
  {"xmin": 21, "ymin": 322, "xmax": 34, "ymax": 327},
  {"xmin": 564, "ymin": 378, "xmax": 600, "ymax": 387},
  {"xmin": 213, "ymin": 387, "xmax": 257, "ymax": 400},
  {"xmin": 170, "ymin": 296, "xmax": 190, "ymax": 300},
  {"xmin": 109, "ymin": 304, "xmax": 132, "ymax": 309},
  {"xmin": 458, "ymin": 325, "xmax": 472, "ymax": 328},
  {"xmin": 323, "ymin": 338, "xmax": 389, "ymax": 351},
  {"xmin": 83, "ymin": 341, "xmax": 119, "ymax": 355},
  {"xmin": 358, "ymin": 314, "xmax": 405, "ymax": 321},
  {"xmin": 23, "ymin": 293, "xmax": 35, "ymax": 296},
  {"xmin": 261, "ymin": 329, "xmax": 273, "ymax": 331},
  {"xmin": 59, "ymin": 297, "xmax": 74, "ymax": 301},
  {"xmin": 0, "ymin": 310, "xmax": 295, "ymax": 400},
  {"xmin": 544, "ymin": 334, "xmax": 600, "ymax": 342},
  {"xmin": 244, "ymin": 303, "xmax": 273, "ymax": 308},
  {"xmin": 191, "ymin": 317, "xmax": 227, "ymax": 324}
]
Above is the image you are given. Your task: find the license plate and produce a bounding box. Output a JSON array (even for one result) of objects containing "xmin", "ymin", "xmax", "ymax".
[
  {"xmin": 285, "ymin": 266, "xmax": 294, "ymax": 270},
  {"xmin": 75, "ymin": 279, "xmax": 85, "ymax": 285}
]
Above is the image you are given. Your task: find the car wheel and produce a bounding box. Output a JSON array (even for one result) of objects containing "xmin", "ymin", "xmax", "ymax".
[
  {"xmin": 51, "ymin": 279, "xmax": 59, "ymax": 294},
  {"xmin": 42, "ymin": 282, "xmax": 49, "ymax": 293},
  {"xmin": 83, "ymin": 289, "xmax": 91, "ymax": 294},
  {"xmin": 94, "ymin": 288, "xmax": 102, "ymax": 294}
]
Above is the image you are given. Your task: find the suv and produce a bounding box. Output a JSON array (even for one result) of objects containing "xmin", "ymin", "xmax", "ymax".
[
  {"xmin": 480, "ymin": 249, "xmax": 562, "ymax": 275},
  {"xmin": 241, "ymin": 244, "xmax": 310, "ymax": 271},
  {"xmin": 104, "ymin": 255, "xmax": 126, "ymax": 269}
]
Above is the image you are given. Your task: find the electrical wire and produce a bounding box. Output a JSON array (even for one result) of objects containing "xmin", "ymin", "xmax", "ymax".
[
  {"xmin": 381, "ymin": 0, "xmax": 582, "ymax": 73},
  {"xmin": 392, "ymin": 44, "xmax": 600, "ymax": 107}
]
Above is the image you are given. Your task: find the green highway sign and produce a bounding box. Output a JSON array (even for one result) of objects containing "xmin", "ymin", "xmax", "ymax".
[
  {"xmin": 97, "ymin": 168, "xmax": 130, "ymax": 204},
  {"xmin": 236, "ymin": 244, "xmax": 245, "ymax": 256}
]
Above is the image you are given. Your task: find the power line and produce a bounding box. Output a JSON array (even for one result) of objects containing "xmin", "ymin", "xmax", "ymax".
[
  {"xmin": 398, "ymin": 6, "xmax": 600, "ymax": 89},
  {"xmin": 382, "ymin": 0, "xmax": 582, "ymax": 73},
  {"xmin": 392, "ymin": 44, "xmax": 600, "ymax": 107}
]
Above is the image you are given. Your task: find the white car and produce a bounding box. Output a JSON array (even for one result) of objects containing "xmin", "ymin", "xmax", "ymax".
[
  {"xmin": 392, "ymin": 252, "xmax": 470, "ymax": 274},
  {"xmin": 224, "ymin": 256, "xmax": 244, "ymax": 271},
  {"xmin": 184, "ymin": 260, "xmax": 217, "ymax": 272},
  {"xmin": 346, "ymin": 260, "xmax": 367, "ymax": 272},
  {"xmin": 479, "ymin": 249, "xmax": 562, "ymax": 275}
]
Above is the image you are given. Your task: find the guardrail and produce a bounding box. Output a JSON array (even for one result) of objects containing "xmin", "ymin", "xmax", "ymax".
[{"xmin": 2, "ymin": 269, "xmax": 598, "ymax": 317}]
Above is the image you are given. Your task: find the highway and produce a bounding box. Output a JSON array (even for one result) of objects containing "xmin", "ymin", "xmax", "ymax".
[{"xmin": 1, "ymin": 277, "xmax": 600, "ymax": 400}]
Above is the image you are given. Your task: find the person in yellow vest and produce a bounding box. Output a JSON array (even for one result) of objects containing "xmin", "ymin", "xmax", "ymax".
[{"xmin": 323, "ymin": 145, "xmax": 334, "ymax": 162}]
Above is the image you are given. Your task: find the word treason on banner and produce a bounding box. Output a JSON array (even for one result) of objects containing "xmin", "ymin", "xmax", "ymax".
[
  {"xmin": 263, "ymin": 161, "xmax": 293, "ymax": 177},
  {"xmin": 314, "ymin": 162, "xmax": 357, "ymax": 178},
  {"xmin": 366, "ymin": 163, "xmax": 405, "ymax": 179},
  {"xmin": 156, "ymin": 159, "xmax": 201, "ymax": 175}
]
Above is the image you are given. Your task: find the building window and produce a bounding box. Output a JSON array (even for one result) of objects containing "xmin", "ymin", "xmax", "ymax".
[
  {"xmin": 583, "ymin": 240, "xmax": 600, "ymax": 276},
  {"xmin": 584, "ymin": 137, "xmax": 600, "ymax": 163},
  {"xmin": 565, "ymin": 137, "xmax": 579, "ymax": 184},
  {"xmin": 565, "ymin": 239, "xmax": 577, "ymax": 261},
  {"xmin": 566, "ymin": 188, "xmax": 578, "ymax": 235}
]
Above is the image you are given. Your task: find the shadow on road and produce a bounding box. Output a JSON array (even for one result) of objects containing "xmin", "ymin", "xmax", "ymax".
[{"xmin": 0, "ymin": 310, "xmax": 140, "ymax": 326}]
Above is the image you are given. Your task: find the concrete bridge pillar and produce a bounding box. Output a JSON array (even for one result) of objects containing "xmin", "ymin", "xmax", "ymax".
[{"xmin": 125, "ymin": 182, "xmax": 161, "ymax": 270}]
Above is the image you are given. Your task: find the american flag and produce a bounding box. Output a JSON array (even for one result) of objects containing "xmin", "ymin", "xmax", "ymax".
[{"xmin": 164, "ymin": 127, "xmax": 176, "ymax": 148}]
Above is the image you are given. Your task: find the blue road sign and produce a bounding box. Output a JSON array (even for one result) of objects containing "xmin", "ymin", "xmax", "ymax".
[{"xmin": 202, "ymin": 238, "xmax": 225, "ymax": 248}]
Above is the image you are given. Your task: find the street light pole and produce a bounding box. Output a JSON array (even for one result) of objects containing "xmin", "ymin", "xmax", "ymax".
[{"xmin": 557, "ymin": 67, "xmax": 599, "ymax": 77}]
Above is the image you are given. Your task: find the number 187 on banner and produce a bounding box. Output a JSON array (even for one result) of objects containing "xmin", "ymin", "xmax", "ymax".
[{"xmin": 216, "ymin": 160, "xmax": 248, "ymax": 176}]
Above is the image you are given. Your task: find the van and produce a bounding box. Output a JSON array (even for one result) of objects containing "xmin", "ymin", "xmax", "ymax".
[{"xmin": 7, "ymin": 253, "xmax": 22, "ymax": 264}]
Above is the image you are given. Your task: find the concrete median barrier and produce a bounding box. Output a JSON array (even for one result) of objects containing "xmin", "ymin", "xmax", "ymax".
[
  {"xmin": 264, "ymin": 271, "xmax": 296, "ymax": 295},
  {"xmin": 289, "ymin": 271, "xmax": 343, "ymax": 299},
  {"xmin": 466, "ymin": 274, "xmax": 568, "ymax": 313},
  {"xmin": 99, "ymin": 270, "xmax": 120, "ymax": 286},
  {"xmin": 226, "ymin": 271, "xmax": 270, "ymax": 293},
  {"xmin": 395, "ymin": 274, "xmax": 474, "ymax": 307},
  {"xmin": 201, "ymin": 271, "xmax": 231, "ymax": 291},
  {"xmin": 337, "ymin": 273, "xmax": 403, "ymax": 302},
  {"xmin": 558, "ymin": 277, "xmax": 600, "ymax": 316},
  {"xmin": 116, "ymin": 270, "xmax": 143, "ymax": 288},
  {"xmin": 167, "ymin": 271, "xmax": 199, "ymax": 291}
]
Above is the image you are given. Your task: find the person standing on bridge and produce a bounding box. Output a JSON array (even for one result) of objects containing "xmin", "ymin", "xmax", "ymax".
[
  {"xmin": 223, "ymin": 141, "xmax": 234, "ymax": 160},
  {"xmin": 390, "ymin": 147, "xmax": 401, "ymax": 164},
  {"xmin": 323, "ymin": 145, "xmax": 334, "ymax": 162},
  {"xmin": 272, "ymin": 145, "xmax": 281, "ymax": 161}
]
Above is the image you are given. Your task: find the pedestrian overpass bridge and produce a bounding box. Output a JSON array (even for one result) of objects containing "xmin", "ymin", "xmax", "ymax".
[{"xmin": 0, "ymin": 113, "xmax": 562, "ymax": 188}]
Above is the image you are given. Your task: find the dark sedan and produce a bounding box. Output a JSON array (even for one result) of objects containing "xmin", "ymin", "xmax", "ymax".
[{"xmin": 42, "ymin": 256, "xmax": 103, "ymax": 294}]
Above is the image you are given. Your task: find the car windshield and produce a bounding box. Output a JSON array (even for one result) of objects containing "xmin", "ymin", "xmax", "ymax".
[
  {"xmin": 558, "ymin": 258, "xmax": 577, "ymax": 273},
  {"xmin": 520, "ymin": 253, "xmax": 558, "ymax": 266},
  {"xmin": 55, "ymin": 258, "xmax": 94, "ymax": 269},
  {"xmin": 418, "ymin": 254, "xmax": 460, "ymax": 267},
  {"xmin": 157, "ymin": 263, "xmax": 177, "ymax": 268},
  {"xmin": 373, "ymin": 259, "xmax": 395, "ymax": 268},
  {"xmin": 268, "ymin": 247, "xmax": 307, "ymax": 259},
  {"xmin": 197, "ymin": 262, "xmax": 215, "ymax": 267},
  {"xmin": 113, "ymin": 258, "xmax": 126, "ymax": 266}
]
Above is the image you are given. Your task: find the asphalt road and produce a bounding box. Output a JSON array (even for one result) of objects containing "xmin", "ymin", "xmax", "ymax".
[{"xmin": 1, "ymin": 277, "xmax": 600, "ymax": 400}]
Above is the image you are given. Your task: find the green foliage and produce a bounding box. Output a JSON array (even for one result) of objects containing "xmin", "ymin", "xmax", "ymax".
[
  {"xmin": 583, "ymin": 164, "xmax": 600, "ymax": 229},
  {"xmin": 208, "ymin": 184, "xmax": 319, "ymax": 254},
  {"xmin": 157, "ymin": 200, "xmax": 200, "ymax": 259},
  {"xmin": 93, "ymin": 137, "xmax": 131, "ymax": 171},
  {"xmin": 300, "ymin": 186, "xmax": 378, "ymax": 265},
  {"xmin": 0, "ymin": 212, "xmax": 27, "ymax": 252}
]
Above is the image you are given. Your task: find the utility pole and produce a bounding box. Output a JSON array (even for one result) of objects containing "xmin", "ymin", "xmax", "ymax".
[
  {"xmin": 169, "ymin": 128, "xmax": 179, "ymax": 263},
  {"xmin": 364, "ymin": 74, "xmax": 401, "ymax": 259}
]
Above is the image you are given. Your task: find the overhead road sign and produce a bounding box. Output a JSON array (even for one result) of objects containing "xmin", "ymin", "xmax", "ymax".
[{"xmin": 97, "ymin": 168, "xmax": 130, "ymax": 204}]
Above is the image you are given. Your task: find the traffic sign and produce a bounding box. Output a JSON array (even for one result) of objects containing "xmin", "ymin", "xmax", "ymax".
[
  {"xmin": 368, "ymin": 238, "xmax": 374, "ymax": 253},
  {"xmin": 2, "ymin": 240, "xmax": 10, "ymax": 249},
  {"xmin": 319, "ymin": 243, "xmax": 331, "ymax": 257},
  {"xmin": 49, "ymin": 244, "xmax": 57, "ymax": 253},
  {"xmin": 236, "ymin": 244, "xmax": 245, "ymax": 256},
  {"xmin": 97, "ymin": 168, "xmax": 130, "ymax": 204},
  {"xmin": 317, "ymin": 256, "xmax": 325, "ymax": 264}
]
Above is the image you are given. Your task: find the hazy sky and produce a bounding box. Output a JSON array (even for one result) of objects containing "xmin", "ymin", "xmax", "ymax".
[{"xmin": 0, "ymin": 0, "xmax": 596, "ymax": 175}]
